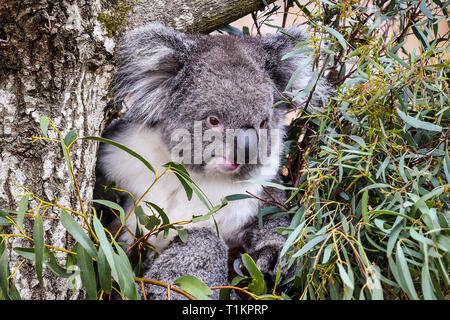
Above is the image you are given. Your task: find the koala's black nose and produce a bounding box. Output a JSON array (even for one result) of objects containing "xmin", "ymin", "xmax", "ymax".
[{"xmin": 235, "ymin": 127, "xmax": 258, "ymax": 164}]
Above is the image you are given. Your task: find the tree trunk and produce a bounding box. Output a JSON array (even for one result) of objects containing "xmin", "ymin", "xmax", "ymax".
[
  {"xmin": 0, "ymin": 0, "xmax": 274, "ymax": 300},
  {"xmin": 0, "ymin": 0, "xmax": 115, "ymax": 299}
]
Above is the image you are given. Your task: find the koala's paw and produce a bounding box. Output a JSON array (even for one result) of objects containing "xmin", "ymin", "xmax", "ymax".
[
  {"xmin": 246, "ymin": 243, "xmax": 294, "ymax": 290},
  {"xmin": 251, "ymin": 245, "xmax": 282, "ymax": 280}
]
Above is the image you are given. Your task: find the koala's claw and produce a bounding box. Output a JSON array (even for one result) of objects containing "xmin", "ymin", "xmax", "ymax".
[
  {"xmin": 251, "ymin": 245, "xmax": 282, "ymax": 281},
  {"xmin": 233, "ymin": 257, "xmax": 245, "ymax": 277}
]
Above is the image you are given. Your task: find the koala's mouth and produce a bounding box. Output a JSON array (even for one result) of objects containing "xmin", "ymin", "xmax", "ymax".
[{"xmin": 218, "ymin": 157, "xmax": 240, "ymax": 172}]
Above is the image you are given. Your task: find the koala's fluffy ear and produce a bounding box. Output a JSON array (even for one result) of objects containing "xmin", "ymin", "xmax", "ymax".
[
  {"xmin": 114, "ymin": 23, "xmax": 193, "ymax": 123},
  {"xmin": 262, "ymin": 26, "xmax": 330, "ymax": 111}
]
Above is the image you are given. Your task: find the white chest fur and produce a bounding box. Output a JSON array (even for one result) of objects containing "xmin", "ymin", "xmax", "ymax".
[{"xmin": 99, "ymin": 125, "xmax": 279, "ymax": 252}]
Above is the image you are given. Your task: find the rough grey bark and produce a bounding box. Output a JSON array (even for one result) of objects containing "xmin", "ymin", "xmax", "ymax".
[
  {"xmin": 127, "ymin": 0, "xmax": 277, "ymax": 33},
  {"xmin": 0, "ymin": 0, "xmax": 115, "ymax": 299},
  {"xmin": 0, "ymin": 0, "xmax": 274, "ymax": 300}
]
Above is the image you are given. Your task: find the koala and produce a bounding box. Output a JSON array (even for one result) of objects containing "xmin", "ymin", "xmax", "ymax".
[{"xmin": 98, "ymin": 22, "xmax": 329, "ymax": 299}]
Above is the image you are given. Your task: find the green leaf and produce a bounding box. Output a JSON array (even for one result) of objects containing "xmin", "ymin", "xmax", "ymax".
[
  {"xmin": 60, "ymin": 209, "xmax": 97, "ymax": 259},
  {"xmin": 0, "ymin": 242, "xmax": 10, "ymax": 299},
  {"xmin": 14, "ymin": 246, "xmax": 73, "ymax": 281},
  {"xmin": 324, "ymin": 26, "xmax": 347, "ymax": 51},
  {"xmin": 177, "ymin": 229, "xmax": 188, "ymax": 244},
  {"xmin": 443, "ymin": 153, "xmax": 450, "ymax": 185},
  {"xmin": 412, "ymin": 25, "xmax": 430, "ymax": 49},
  {"xmin": 33, "ymin": 212, "xmax": 44, "ymax": 287},
  {"xmin": 17, "ymin": 194, "xmax": 29, "ymax": 231},
  {"xmin": 8, "ymin": 281, "xmax": 20, "ymax": 300},
  {"xmin": 82, "ymin": 136, "xmax": 154, "ymax": 173},
  {"xmin": 135, "ymin": 205, "xmax": 161, "ymax": 230},
  {"xmin": 146, "ymin": 202, "xmax": 170, "ymax": 237},
  {"xmin": 282, "ymin": 46, "xmax": 312, "ymax": 60},
  {"xmin": 134, "ymin": 205, "xmax": 148, "ymax": 225},
  {"xmin": 174, "ymin": 275, "xmax": 213, "ymax": 300},
  {"xmin": 63, "ymin": 129, "xmax": 78, "ymax": 147},
  {"xmin": 386, "ymin": 221, "xmax": 403, "ymax": 257},
  {"xmin": 15, "ymin": 246, "xmax": 74, "ymax": 279},
  {"xmin": 285, "ymin": 186, "xmax": 302, "ymax": 204},
  {"xmin": 419, "ymin": 0, "xmax": 435, "ymax": 19},
  {"xmin": 92, "ymin": 199, "xmax": 125, "ymax": 226},
  {"xmin": 398, "ymin": 154, "xmax": 408, "ymax": 182},
  {"xmin": 409, "ymin": 228, "xmax": 434, "ymax": 246},
  {"xmin": 92, "ymin": 215, "xmax": 118, "ymax": 281},
  {"xmin": 386, "ymin": 49, "xmax": 410, "ymax": 69},
  {"xmin": 224, "ymin": 194, "xmax": 253, "ymax": 201},
  {"xmin": 14, "ymin": 247, "xmax": 48, "ymax": 261},
  {"xmin": 292, "ymin": 234, "xmax": 329, "ymax": 258},
  {"xmin": 361, "ymin": 189, "xmax": 369, "ymax": 226},
  {"xmin": 39, "ymin": 116, "xmax": 50, "ymax": 138},
  {"xmin": 241, "ymin": 253, "xmax": 267, "ymax": 295},
  {"xmin": 0, "ymin": 209, "xmax": 13, "ymax": 226},
  {"xmin": 76, "ymin": 244, "xmax": 97, "ymax": 300},
  {"xmin": 420, "ymin": 242, "xmax": 436, "ymax": 300},
  {"xmin": 337, "ymin": 263, "xmax": 354, "ymax": 290},
  {"xmin": 60, "ymin": 139, "xmax": 75, "ymax": 189},
  {"xmin": 166, "ymin": 162, "xmax": 194, "ymax": 201},
  {"xmin": 346, "ymin": 45, "xmax": 366, "ymax": 58},
  {"xmin": 47, "ymin": 251, "xmax": 73, "ymax": 278},
  {"xmin": 396, "ymin": 108, "xmax": 442, "ymax": 132},
  {"xmin": 367, "ymin": 210, "xmax": 416, "ymax": 223},
  {"xmin": 191, "ymin": 199, "xmax": 228, "ymax": 223},
  {"xmin": 411, "ymin": 186, "xmax": 445, "ymax": 216},
  {"xmin": 165, "ymin": 162, "xmax": 214, "ymax": 210},
  {"xmin": 436, "ymin": 257, "xmax": 450, "ymax": 287},
  {"xmin": 112, "ymin": 240, "xmax": 140, "ymax": 300},
  {"xmin": 240, "ymin": 179, "xmax": 296, "ymax": 191},
  {"xmin": 367, "ymin": 265, "xmax": 383, "ymax": 300},
  {"xmin": 97, "ymin": 247, "xmax": 112, "ymax": 294},
  {"xmin": 322, "ymin": 244, "xmax": 333, "ymax": 264},
  {"xmin": 396, "ymin": 243, "xmax": 419, "ymax": 300},
  {"xmin": 280, "ymin": 220, "xmax": 307, "ymax": 257}
]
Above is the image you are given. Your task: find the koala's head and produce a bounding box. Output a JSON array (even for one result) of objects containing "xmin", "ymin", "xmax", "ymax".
[{"xmin": 114, "ymin": 23, "xmax": 329, "ymax": 178}]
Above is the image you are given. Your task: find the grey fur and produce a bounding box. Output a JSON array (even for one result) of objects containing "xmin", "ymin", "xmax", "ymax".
[
  {"xmin": 109, "ymin": 22, "xmax": 330, "ymax": 175},
  {"xmin": 138, "ymin": 228, "xmax": 228, "ymax": 300},
  {"xmin": 100, "ymin": 22, "xmax": 331, "ymax": 300},
  {"xmin": 240, "ymin": 186, "xmax": 292, "ymax": 280}
]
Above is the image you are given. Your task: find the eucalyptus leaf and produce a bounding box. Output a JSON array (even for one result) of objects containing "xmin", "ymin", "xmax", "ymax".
[
  {"xmin": 92, "ymin": 199, "xmax": 125, "ymax": 226},
  {"xmin": 16, "ymin": 194, "xmax": 29, "ymax": 231},
  {"xmin": 174, "ymin": 275, "xmax": 213, "ymax": 300},
  {"xmin": 324, "ymin": 26, "xmax": 347, "ymax": 51},
  {"xmin": 82, "ymin": 136, "xmax": 155, "ymax": 173},
  {"xmin": 76, "ymin": 244, "xmax": 97, "ymax": 300},
  {"xmin": 39, "ymin": 116, "xmax": 50, "ymax": 138},
  {"xmin": 396, "ymin": 108, "xmax": 442, "ymax": 132},
  {"xmin": 60, "ymin": 209, "xmax": 97, "ymax": 259},
  {"xmin": 241, "ymin": 253, "xmax": 266, "ymax": 295},
  {"xmin": 0, "ymin": 242, "xmax": 10, "ymax": 299},
  {"xmin": 97, "ymin": 246, "xmax": 112, "ymax": 294},
  {"xmin": 33, "ymin": 212, "xmax": 44, "ymax": 287}
]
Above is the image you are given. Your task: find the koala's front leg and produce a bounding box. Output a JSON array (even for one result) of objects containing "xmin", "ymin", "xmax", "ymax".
[
  {"xmin": 239, "ymin": 186, "xmax": 294, "ymax": 287},
  {"xmin": 241, "ymin": 214, "xmax": 291, "ymax": 283},
  {"xmin": 138, "ymin": 228, "xmax": 229, "ymax": 300}
]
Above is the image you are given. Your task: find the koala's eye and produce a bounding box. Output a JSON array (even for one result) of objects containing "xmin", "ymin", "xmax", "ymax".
[
  {"xmin": 260, "ymin": 119, "xmax": 268, "ymax": 129},
  {"xmin": 206, "ymin": 116, "xmax": 221, "ymax": 127}
]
